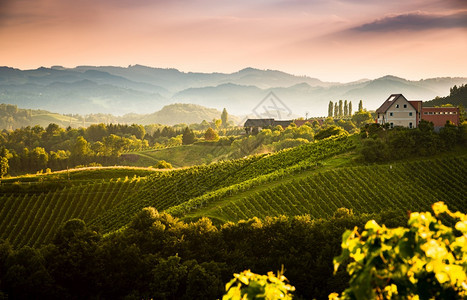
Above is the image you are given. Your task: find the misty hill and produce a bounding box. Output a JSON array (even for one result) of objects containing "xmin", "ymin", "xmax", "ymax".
[
  {"xmin": 1, "ymin": 65, "xmax": 466, "ymax": 117},
  {"xmin": 0, "ymin": 103, "xmax": 237, "ymax": 130}
]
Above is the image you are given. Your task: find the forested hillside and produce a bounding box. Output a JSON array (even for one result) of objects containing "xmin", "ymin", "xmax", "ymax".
[{"xmin": 424, "ymin": 83, "xmax": 467, "ymax": 107}]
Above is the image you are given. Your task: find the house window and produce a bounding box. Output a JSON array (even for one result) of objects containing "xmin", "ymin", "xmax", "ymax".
[
  {"xmin": 409, "ymin": 122, "xmax": 413, "ymax": 128},
  {"xmin": 409, "ymin": 112, "xmax": 413, "ymax": 116},
  {"xmin": 404, "ymin": 104, "xmax": 407, "ymax": 108},
  {"xmin": 396, "ymin": 104, "xmax": 399, "ymax": 108},
  {"xmin": 390, "ymin": 123, "xmax": 394, "ymax": 128},
  {"xmin": 424, "ymin": 112, "xmax": 428, "ymax": 115},
  {"xmin": 389, "ymin": 112, "xmax": 393, "ymax": 116}
]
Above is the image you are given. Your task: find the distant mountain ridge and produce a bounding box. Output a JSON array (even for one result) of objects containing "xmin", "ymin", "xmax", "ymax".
[
  {"xmin": 0, "ymin": 103, "xmax": 235, "ymax": 130},
  {"xmin": 0, "ymin": 65, "xmax": 466, "ymax": 117}
]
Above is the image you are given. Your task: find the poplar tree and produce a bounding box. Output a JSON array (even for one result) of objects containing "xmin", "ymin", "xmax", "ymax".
[
  {"xmin": 221, "ymin": 108, "xmax": 229, "ymax": 128},
  {"xmin": 328, "ymin": 101, "xmax": 334, "ymax": 117},
  {"xmin": 338, "ymin": 100, "xmax": 343, "ymax": 118}
]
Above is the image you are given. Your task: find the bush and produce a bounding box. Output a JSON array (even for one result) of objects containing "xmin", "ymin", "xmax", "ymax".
[{"xmin": 154, "ymin": 160, "xmax": 173, "ymax": 169}]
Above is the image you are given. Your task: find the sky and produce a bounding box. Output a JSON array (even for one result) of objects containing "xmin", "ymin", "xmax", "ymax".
[{"xmin": 0, "ymin": 0, "xmax": 466, "ymax": 82}]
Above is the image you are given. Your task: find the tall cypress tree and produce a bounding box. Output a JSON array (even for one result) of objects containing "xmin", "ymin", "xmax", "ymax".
[
  {"xmin": 334, "ymin": 103, "xmax": 338, "ymax": 118},
  {"xmin": 221, "ymin": 108, "xmax": 228, "ymax": 128},
  {"xmin": 328, "ymin": 101, "xmax": 333, "ymax": 117},
  {"xmin": 358, "ymin": 100, "xmax": 363, "ymax": 111},
  {"xmin": 349, "ymin": 101, "xmax": 353, "ymax": 116},
  {"xmin": 338, "ymin": 100, "xmax": 343, "ymax": 118},
  {"xmin": 344, "ymin": 100, "xmax": 348, "ymax": 117}
]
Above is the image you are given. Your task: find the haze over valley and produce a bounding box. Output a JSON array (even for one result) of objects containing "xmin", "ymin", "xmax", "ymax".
[{"xmin": 1, "ymin": 65, "xmax": 466, "ymax": 118}]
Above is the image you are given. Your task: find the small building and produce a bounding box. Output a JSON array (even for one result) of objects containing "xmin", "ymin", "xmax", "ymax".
[
  {"xmin": 376, "ymin": 94, "xmax": 422, "ymax": 128},
  {"xmin": 244, "ymin": 118, "xmax": 275, "ymax": 134},
  {"xmin": 421, "ymin": 107, "xmax": 459, "ymax": 128}
]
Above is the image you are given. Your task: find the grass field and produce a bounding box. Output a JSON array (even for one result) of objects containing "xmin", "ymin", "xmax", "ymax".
[{"xmin": 121, "ymin": 143, "xmax": 234, "ymax": 167}]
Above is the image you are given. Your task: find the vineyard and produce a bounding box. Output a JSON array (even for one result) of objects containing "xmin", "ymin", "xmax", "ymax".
[
  {"xmin": 0, "ymin": 176, "xmax": 145, "ymax": 247},
  {"xmin": 90, "ymin": 135, "xmax": 355, "ymax": 232},
  {"xmin": 187, "ymin": 155, "xmax": 467, "ymax": 222},
  {"xmin": 1, "ymin": 134, "xmax": 465, "ymax": 249}
]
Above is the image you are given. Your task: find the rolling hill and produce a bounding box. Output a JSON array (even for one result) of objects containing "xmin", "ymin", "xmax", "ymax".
[
  {"xmin": 0, "ymin": 103, "xmax": 237, "ymax": 129},
  {"xmin": 0, "ymin": 135, "xmax": 465, "ymax": 248}
]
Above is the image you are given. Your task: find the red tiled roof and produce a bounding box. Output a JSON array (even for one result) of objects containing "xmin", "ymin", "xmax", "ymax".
[{"xmin": 408, "ymin": 101, "xmax": 422, "ymax": 112}]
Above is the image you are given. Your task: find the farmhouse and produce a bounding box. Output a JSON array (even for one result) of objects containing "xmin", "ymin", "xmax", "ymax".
[
  {"xmin": 376, "ymin": 94, "xmax": 460, "ymax": 129},
  {"xmin": 376, "ymin": 94, "xmax": 422, "ymax": 128}
]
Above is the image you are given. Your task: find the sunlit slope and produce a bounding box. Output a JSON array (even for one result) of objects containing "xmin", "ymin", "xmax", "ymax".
[
  {"xmin": 182, "ymin": 155, "xmax": 467, "ymax": 223},
  {"xmin": 90, "ymin": 135, "xmax": 355, "ymax": 232}
]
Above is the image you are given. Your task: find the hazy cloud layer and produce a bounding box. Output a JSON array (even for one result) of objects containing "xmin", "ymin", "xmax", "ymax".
[{"xmin": 353, "ymin": 11, "xmax": 467, "ymax": 31}]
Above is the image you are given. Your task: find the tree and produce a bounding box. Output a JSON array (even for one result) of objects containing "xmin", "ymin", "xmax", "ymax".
[
  {"xmin": 338, "ymin": 100, "xmax": 343, "ymax": 118},
  {"xmin": 344, "ymin": 100, "xmax": 348, "ymax": 117},
  {"xmin": 334, "ymin": 103, "xmax": 338, "ymax": 118},
  {"xmin": 72, "ymin": 136, "xmax": 90, "ymax": 158},
  {"xmin": 182, "ymin": 127, "xmax": 196, "ymax": 145},
  {"xmin": 328, "ymin": 101, "xmax": 334, "ymax": 117},
  {"xmin": 351, "ymin": 110, "xmax": 373, "ymax": 127},
  {"xmin": 154, "ymin": 160, "xmax": 173, "ymax": 169},
  {"xmin": 358, "ymin": 100, "xmax": 363, "ymax": 111},
  {"xmin": 348, "ymin": 101, "xmax": 353, "ymax": 116},
  {"xmin": 28, "ymin": 147, "xmax": 49, "ymax": 171},
  {"xmin": 315, "ymin": 125, "xmax": 347, "ymax": 140},
  {"xmin": 221, "ymin": 108, "xmax": 229, "ymax": 129},
  {"xmin": 0, "ymin": 156, "xmax": 8, "ymax": 178},
  {"xmin": 204, "ymin": 128, "xmax": 219, "ymax": 141},
  {"xmin": 212, "ymin": 119, "xmax": 222, "ymax": 130}
]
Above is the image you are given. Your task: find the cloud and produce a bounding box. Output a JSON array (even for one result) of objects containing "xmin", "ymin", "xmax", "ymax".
[{"xmin": 352, "ymin": 11, "xmax": 467, "ymax": 32}]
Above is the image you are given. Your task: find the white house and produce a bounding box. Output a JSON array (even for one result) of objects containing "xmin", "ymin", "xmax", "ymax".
[{"xmin": 376, "ymin": 94, "xmax": 422, "ymax": 128}]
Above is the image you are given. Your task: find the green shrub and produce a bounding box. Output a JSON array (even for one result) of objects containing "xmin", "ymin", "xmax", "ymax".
[{"xmin": 154, "ymin": 160, "xmax": 173, "ymax": 169}]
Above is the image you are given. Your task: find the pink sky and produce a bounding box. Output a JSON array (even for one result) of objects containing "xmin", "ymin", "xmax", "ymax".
[{"xmin": 1, "ymin": 0, "xmax": 466, "ymax": 81}]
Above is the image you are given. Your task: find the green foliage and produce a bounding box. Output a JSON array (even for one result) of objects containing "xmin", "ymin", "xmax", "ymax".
[
  {"xmin": 331, "ymin": 202, "xmax": 467, "ymax": 299},
  {"xmin": 205, "ymin": 127, "xmax": 220, "ymax": 141},
  {"xmin": 0, "ymin": 156, "xmax": 8, "ymax": 178},
  {"xmin": 352, "ymin": 110, "xmax": 373, "ymax": 127},
  {"xmin": 223, "ymin": 270, "xmax": 295, "ymax": 300},
  {"xmin": 425, "ymin": 84, "xmax": 467, "ymax": 108},
  {"xmin": 315, "ymin": 126, "xmax": 347, "ymax": 140},
  {"xmin": 154, "ymin": 160, "xmax": 173, "ymax": 169},
  {"xmin": 360, "ymin": 123, "xmax": 465, "ymax": 162},
  {"xmin": 221, "ymin": 108, "xmax": 229, "ymax": 129},
  {"xmin": 182, "ymin": 127, "xmax": 196, "ymax": 145}
]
